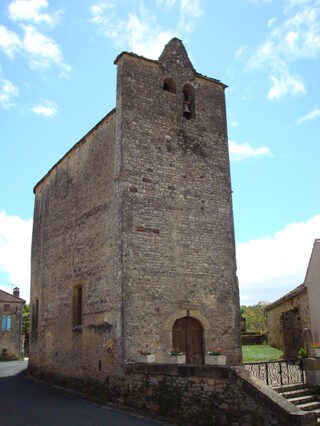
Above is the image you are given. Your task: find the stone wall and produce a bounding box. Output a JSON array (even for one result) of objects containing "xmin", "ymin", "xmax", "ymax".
[
  {"xmin": 30, "ymin": 110, "xmax": 123, "ymax": 379},
  {"xmin": 281, "ymin": 308, "xmax": 303, "ymax": 359},
  {"xmin": 266, "ymin": 288, "xmax": 311, "ymax": 351},
  {"xmin": 0, "ymin": 301, "xmax": 23, "ymax": 359},
  {"xmin": 29, "ymin": 364, "xmax": 317, "ymax": 425},
  {"xmin": 306, "ymin": 240, "xmax": 320, "ymax": 342},
  {"xmin": 115, "ymin": 38, "xmax": 241, "ymax": 365}
]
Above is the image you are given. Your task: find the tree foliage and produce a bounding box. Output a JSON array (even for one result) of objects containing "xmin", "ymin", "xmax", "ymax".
[
  {"xmin": 241, "ymin": 302, "xmax": 269, "ymax": 334},
  {"xmin": 22, "ymin": 303, "xmax": 29, "ymax": 336}
]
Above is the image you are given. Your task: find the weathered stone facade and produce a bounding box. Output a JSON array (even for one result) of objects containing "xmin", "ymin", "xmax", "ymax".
[
  {"xmin": 30, "ymin": 38, "xmax": 241, "ymax": 380},
  {"xmin": 266, "ymin": 284, "xmax": 311, "ymax": 354},
  {"xmin": 0, "ymin": 288, "xmax": 25, "ymax": 359}
]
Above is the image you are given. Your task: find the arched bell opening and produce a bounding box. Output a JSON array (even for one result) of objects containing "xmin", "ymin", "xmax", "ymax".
[
  {"xmin": 182, "ymin": 84, "xmax": 195, "ymax": 120},
  {"xmin": 163, "ymin": 77, "xmax": 176, "ymax": 94},
  {"xmin": 172, "ymin": 316, "xmax": 204, "ymax": 364}
]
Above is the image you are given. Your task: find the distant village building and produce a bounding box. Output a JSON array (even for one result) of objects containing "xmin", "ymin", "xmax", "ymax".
[
  {"xmin": 0, "ymin": 287, "xmax": 25, "ymax": 359},
  {"xmin": 266, "ymin": 284, "xmax": 310, "ymax": 359},
  {"xmin": 29, "ymin": 38, "xmax": 241, "ymax": 381},
  {"xmin": 305, "ymin": 239, "xmax": 320, "ymax": 343},
  {"xmin": 266, "ymin": 239, "xmax": 319, "ymax": 359}
]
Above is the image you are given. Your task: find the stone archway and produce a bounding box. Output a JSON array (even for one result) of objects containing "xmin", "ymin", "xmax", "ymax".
[{"xmin": 172, "ymin": 316, "xmax": 204, "ymax": 364}]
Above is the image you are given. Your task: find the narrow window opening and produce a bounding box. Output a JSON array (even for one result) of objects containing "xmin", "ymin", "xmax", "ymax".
[
  {"xmin": 73, "ymin": 285, "xmax": 83, "ymax": 328},
  {"xmin": 163, "ymin": 78, "xmax": 176, "ymax": 94},
  {"xmin": 32, "ymin": 299, "xmax": 39, "ymax": 336},
  {"xmin": 183, "ymin": 84, "xmax": 195, "ymax": 120}
]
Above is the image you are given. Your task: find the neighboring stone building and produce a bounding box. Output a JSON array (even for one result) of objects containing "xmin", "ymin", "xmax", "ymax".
[
  {"xmin": 0, "ymin": 287, "xmax": 25, "ymax": 359},
  {"xmin": 305, "ymin": 239, "xmax": 320, "ymax": 343},
  {"xmin": 266, "ymin": 284, "xmax": 311, "ymax": 358},
  {"xmin": 266, "ymin": 240, "xmax": 320, "ymax": 359},
  {"xmin": 30, "ymin": 38, "xmax": 241, "ymax": 381}
]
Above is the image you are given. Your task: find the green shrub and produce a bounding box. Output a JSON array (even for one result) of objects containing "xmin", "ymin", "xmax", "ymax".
[{"xmin": 298, "ymin": 347, "xmax": 307, "ymax": 359}]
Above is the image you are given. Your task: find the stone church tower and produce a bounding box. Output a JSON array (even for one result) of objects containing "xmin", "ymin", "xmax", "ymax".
[{"xmin": 30, "ymin": 38, "xmax": 241, "ymax": 380}]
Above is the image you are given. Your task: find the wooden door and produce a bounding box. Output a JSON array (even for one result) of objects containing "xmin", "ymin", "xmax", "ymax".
[{"xmin": 172, "ymin": 317, "xmax": 204, "ymax": 364}]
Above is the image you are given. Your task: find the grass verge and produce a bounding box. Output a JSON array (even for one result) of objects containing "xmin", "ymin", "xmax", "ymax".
[{"xmin": 242, "ymin": 344, "xmax": 283, "ymax": 363}]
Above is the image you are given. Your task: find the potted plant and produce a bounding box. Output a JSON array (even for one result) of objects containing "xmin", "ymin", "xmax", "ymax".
[
  {"xmin": 311, "ymin": 343, "xmax": 320, "ymax": 358},
  {"xmin": 206, "ymin": 346, "xmax": 226, "ymax": 365},
  {"xmin": 168, "ymin": 348, "xmax": 186, "ymax": 364},
  {"xmin": 137, "ymin": 349, "xmax": 155, "ymax": 363}
]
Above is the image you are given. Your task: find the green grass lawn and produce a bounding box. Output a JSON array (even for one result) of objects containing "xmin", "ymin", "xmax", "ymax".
[{"xmin": 242, "ymin": 345, "xmax": 283, "ymax": 363}]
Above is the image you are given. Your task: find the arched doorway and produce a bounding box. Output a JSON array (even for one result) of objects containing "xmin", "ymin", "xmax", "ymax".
[{"xmin": 172, "ymin": 317, "xmax": 204, "ymax": 364}]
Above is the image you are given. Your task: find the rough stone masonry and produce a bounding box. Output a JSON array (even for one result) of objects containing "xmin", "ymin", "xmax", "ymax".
[{"xmin": 29, "ymin": 38, "xmax": 242, "ymax": 381}]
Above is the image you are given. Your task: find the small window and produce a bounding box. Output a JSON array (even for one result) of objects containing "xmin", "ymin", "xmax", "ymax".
[
  {"xmin": 2, "ymin": 315, "xmax": 11, "ymax": 331},
  {"xmin": 183, "ymin": 84, "xmax": 195, "ymax": 120},
  {"xmin": 73, "ymin": 285, "xmax": 83, "ymax": 327},
  {"xmin": 163, "ymin": 78, "xmax": 176, "ymax": 94},
  {"xmin": 32, "ymin": 299, "xmax": 39, "ymax": 336}
]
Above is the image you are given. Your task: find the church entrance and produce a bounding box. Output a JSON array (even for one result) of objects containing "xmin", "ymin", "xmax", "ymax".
[{"xmin": 172, "ymin": 317, "xmax": 204, "ymax": 364}]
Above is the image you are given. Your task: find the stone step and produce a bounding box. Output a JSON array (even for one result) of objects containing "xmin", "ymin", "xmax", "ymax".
[
  {"xmin": 287, "ymin": 394, "xmax": 319, "ymax": 405},
  {"xmin": 280, "ymin": 388, "xmax": 312, "ymax": 399},
  {"xmin": 273, "ymin": 383, "xmax": 307, "ymax": 393},
  {"xmin": 297, "ymin": 401, "xmax": 320, "ymax": 411},
  {"xmin": 313, "ymin": 408, "xmax": 320, "ymax": 417}
]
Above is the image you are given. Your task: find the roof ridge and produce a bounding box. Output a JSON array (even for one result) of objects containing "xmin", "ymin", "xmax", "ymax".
[{"xmin": 0, "ymin": 288, "xmax": 25, "ymax": 302}]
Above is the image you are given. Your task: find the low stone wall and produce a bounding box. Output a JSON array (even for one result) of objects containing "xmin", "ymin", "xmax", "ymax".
[
  {"xmin": 241, "ymin": 333, "xmax": 267, "ymax": 345},
  {"xmin": 28, "ymin": 364, "xmax": 317, "ymax": 425}
]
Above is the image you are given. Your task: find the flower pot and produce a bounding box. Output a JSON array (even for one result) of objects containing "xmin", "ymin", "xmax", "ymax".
[
  {"xmin": 310, "ymin": 348, "xmax": 320, "ymax": 358},
  {"xmin": 138, "ymin": 354, "xmax": 155, "ymax": 363},
  {"xmin": 206, "ymin": 355, "xmax": 226, "ymax": 365},
  {"xmin": 170, "ymin": 355, "xmax": 186, "ymax": 364},
  {"xmin": 145, "ymin": 354, "xmax": 155, "ymax": 363}
]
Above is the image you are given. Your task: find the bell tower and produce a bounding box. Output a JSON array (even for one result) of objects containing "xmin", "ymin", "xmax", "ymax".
[{"xmin": 115, "ymin": 38, "xmax": 241, "ymax": 365}]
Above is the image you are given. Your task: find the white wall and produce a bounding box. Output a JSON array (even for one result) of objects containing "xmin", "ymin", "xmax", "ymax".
[{"xmin": 306, "ymin": 240, "xmax": 320, "ymax": 342}]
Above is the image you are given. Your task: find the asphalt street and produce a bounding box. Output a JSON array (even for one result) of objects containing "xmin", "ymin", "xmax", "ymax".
[{"xmin": 0, "ymin": 361, "xmax": 160, "ymax": 426}]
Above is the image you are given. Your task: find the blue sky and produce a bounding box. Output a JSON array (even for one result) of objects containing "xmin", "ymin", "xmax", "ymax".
[{"xmin": 0, "ymin": 0, "xmax": 319, "ymax": 304}]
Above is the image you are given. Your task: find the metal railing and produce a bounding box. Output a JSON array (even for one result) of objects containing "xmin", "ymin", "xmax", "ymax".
[{"xmin": 243, "ymin": 359, "xmax": 304, "ymax": 387}]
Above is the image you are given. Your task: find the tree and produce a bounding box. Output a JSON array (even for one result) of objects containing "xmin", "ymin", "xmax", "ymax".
[
  {"xmin": 22, "ymin": 303, "xmax": 29, "ymax": 336},
  {"xmin": 241, "ymin": 302, "xmax": 269, "ymax": 334}
]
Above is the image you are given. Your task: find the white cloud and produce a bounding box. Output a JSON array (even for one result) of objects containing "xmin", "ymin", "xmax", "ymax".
[
  {"xmin": 0, "ymin": 79, "xmax": 19, "ymax": 109},
  {"xmin": 247, "ymin": 0, "xmax": 320, "ymax": 99},
  {"xmin": 237, "ymin": 214, "xmax": 320, "ymax": 304},
  {"xmin": 247, "ymin": 0, "xmax": 271, "ymax": 3},
  {"xmin": 235, "ymin": 47, "xmax": 246, "ymax": 59},
  {"xmin": 22, "ymin": 24, "xmax": 71, "ymax": 76},
  {"xmin": 178, "ymin": 0, "xmax": 203, "ymax": 32},
  {"xmin": 8, "ymin": 0, "xmax": 60, "ymax": 27},
  {"xmin": 267, "ymin": 72, "xmax": 306, "ymax": 99},
  {"xmin": 0, "ymin": 25, "xmax": 22, "ymax": 58},
  {"xmin": 227, "ymin": 112, "xmax": 239, "ymax": 128},
  {"xmin": 90, "ymin": 2, "xmax": 175, "ymax": 58},
  {"xmin": 30, "ymin": 99, "xmax": 57, "ymax": 117},
  {"xmin": 268, "ymin": 16, "xmax": 277, "ymax": 27},
  {"xmin": 1, "ymin": 2, "xmax": 70, "ymax": 77},
  {"xmin": 90, "ymin": 0, "xmax": 202, "ymax": 58},
  {"xmin": 297, "ymin": 106, "xmax": 320, "ymax": 125},
  {"xmin": 229, "ymin": 140, "xmax": 272, "ymax": 161},
  {"xmin": 229, "ymin": 120, "xmax": 239, "ymax": 128},
  {"xmin": 0, "ymin": 211, "xmax": 32, "ymax": 301},
  {"xmin": 156, "ymin": 0, "xmax": 177, "ymax": 8}
]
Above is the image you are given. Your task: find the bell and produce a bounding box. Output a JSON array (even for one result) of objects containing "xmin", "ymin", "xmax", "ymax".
[{"xmin": 183, "ymin": 102, "xmax": 191, "ymax": 114}]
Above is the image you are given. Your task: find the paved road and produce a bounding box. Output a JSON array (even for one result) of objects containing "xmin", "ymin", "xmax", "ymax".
[{"xmin": 0, "ymin": 361, "xmax": 159, "ymax": 426}]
